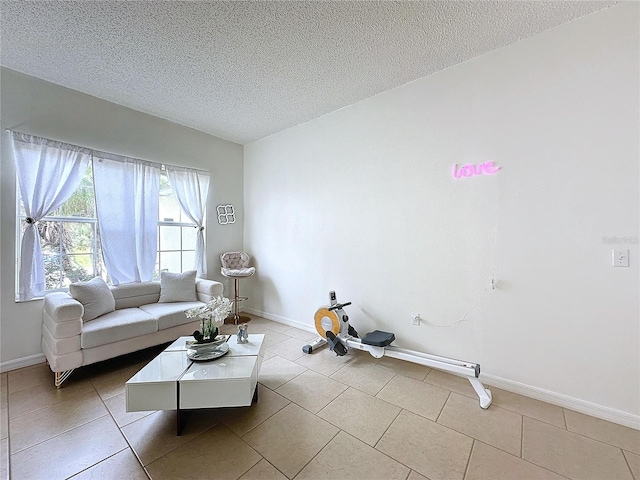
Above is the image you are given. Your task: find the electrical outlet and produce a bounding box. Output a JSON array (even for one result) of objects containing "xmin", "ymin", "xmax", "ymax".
[
  {"xmin": 411, "ymin": 313, "xmax": 421, "ymax": 325},
  {"xmin": 612, "ymin": 249, "xmax": 629, "ymax": 267}
]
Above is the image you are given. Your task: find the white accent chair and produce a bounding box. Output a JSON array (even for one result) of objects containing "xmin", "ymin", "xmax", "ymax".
[{"xmin": 220, "ymin": 252, "xmax": 255, "ymax": 324}]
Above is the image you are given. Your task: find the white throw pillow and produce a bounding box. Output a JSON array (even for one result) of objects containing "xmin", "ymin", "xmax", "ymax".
[
  {"xmin": 159, "ymin": 270, "xmax": 198, "ymax": 303},
  {"xmin": 69, "ymin": 277, "xmax": 116, "ymax": 321}
]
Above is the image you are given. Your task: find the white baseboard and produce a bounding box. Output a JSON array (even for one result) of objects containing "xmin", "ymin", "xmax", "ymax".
[
  {"xmin": 1, "ymin": 353, "xmax": 46, "ymax": 373},
  {"xmin": 245, "ymin": 307, "xmax": 640, "ymax": 430},
  {"xmin": 243, "ymin": 307, "xmax": 316, "ymax": 333},
  {"xmin": 481, "ymin": 374, "xmax": 640, "ymax": 430}
]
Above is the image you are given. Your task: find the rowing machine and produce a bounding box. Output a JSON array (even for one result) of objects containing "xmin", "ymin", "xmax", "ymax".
[{"xmin": 302, "ymin": 291, "xmax": 492, "ymax": 409}]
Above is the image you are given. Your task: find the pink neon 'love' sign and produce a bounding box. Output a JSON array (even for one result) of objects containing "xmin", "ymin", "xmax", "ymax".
[{"xmin": 452, "ymin": 162, "xmax": 500, "ymax": 179}]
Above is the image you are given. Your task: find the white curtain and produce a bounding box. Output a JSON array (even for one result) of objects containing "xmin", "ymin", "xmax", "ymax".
[
  {"xmin": 93, "ymin": 153, "xmax": 160, "ymax": 285},
  {"xmin": 166, "ymin": 166, "xmax": 210, "ymax": 277},
  {"xmin": 10, "ymin": 132, "xmax": 91, "ymax": 301}
]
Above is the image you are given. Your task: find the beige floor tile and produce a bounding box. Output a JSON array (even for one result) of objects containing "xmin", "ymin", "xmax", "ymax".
[
  {"xmin": 7, "ymin": 363, "xmax": 52, "ymax": 394},
  {"xmin": 624, "ymin": 450, "xmax": 640, "ymax": 480},
  {"xmin": 296, "ymin": 431, "xmax": 410, "ymax": 480},
  {"xmin": 317, "ymin": 387, "xmax": 401, "ymax": 447},
  {"xmin": 260, "ymin": 329, "xmax": 292, "ymax": 348},
  {"xmin": 0, "ymin": 374, "xmax": 7, "ymax": 408},
  {"xmin": 238, "ymin": 458, "xmax": 287, "ymax": 480},
  {"xmin": 438, "ymin": 392, "xmax": 522, "ymax": 456},
  {"xmin": 407, "ymin": 471, "xmax": 428, "ymax": 480},
  {"xmin": 10, "ymin": 416, "xmax": 127, "ymax": 480},
  {"xmin": 377, "ymin": 410, "xmax": 473, "ymax": 480},
  {"xmin": 276, "ymin": 369, "xmax": 347, "ymax": 414},
  {"xmin": 8, "ymin": 375, "xmax": 95, "ymax": 419},
  {"xmin": 103, "ymin": 392, "xmax": 155, "ymax": 428},
  {"xmin": 295, "ymin": 348, "xmax": 354, "ymax": 376},
  {"xmin": 263, "ymin": 350, "xmax": 277, "ymax": 361},
  {"xmin": 376, "ymin": 374, "xmax": 449, "ymax": 421},
  {"xmin": 146, "ymin": 424, "xmax": 261, "ymax": 480},
  {"xmin": 349, "ymin": 348, "xmax": 384, "ymax": 364},
  {"xmin": 0, "ymin": 409, "xmax": 7, "ymax": 441},
  {"xmin": 489, "ymin": 387, "xmax": 565, "ymax": 428},
  {"xmin": 223, "ymin": 384, "xmax": 290, "ymax": 436},
  {"xmin": 564, "ymin": 409, "xmax": 640, "ymax": 454},
  {"xmin": 267, "ymin": 336, "xmax": 307, "ymax": 362},
  {"xmin": 466, "ymin": 441, "xmax": 565, "ymax": 480},
  {"xmin": 330, "ymin": 361, "xmax": 395, "ymax": 396},
  {"xmin": 375, "ymin": 356, "xmax": 432, "ymax": 381},
  {"xmin": 122, "ymin": 409, "xmax": 218, "ymax": 466},
  {"xmin": 0, "ymin": 438, "xmax": 7, "ymax": 480},
  {"xmin": 69, "ymin": 448, "xmax": 149, "ymax": 480},
  {"xmin": 243, "ymin": 403, "xmax": 339, "ymax": 479},
  {"xmin": 282, "ymin": 327, "xmax": 318, "ymax": 342},
  {"xmin": 423, "ymin": 369, "xmax": 477, "ymax": 399},
  {"xmin": 258, "ymin": 355, "xmax": 306, "ymax": 390},
  {"xmin": 260, "ymin": 321, "xmax": 294, "ymax": 333},
  {"xmin": 238, "ymin": 318, "xmax": 278, "ymax": 330},
  {"xmin": 523, "ymin": 416, "xmax": 634, "ymax": 480},
  {"xmin": 91, "ymin": 362, "xmax": 147, "ymax": 400},
  {"xmin": 10, "ymin": 389, "xmax": 108, "ymax": 453}
]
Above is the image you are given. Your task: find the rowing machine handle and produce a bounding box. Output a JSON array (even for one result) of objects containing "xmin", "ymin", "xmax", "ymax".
[{"xmin": 328, "ymin": 302, "xmax": 351, "ymax": 311}]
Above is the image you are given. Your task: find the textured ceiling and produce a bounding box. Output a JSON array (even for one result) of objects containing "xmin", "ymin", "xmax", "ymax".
[{"xmin": 1, "ymin": 1, "xmax": 615, "ymax": 145}]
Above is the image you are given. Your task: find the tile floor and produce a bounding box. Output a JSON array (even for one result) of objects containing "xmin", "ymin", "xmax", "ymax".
[{"xmin": 1, "ymin": 316, "xmax": 639, "ymax": 480}]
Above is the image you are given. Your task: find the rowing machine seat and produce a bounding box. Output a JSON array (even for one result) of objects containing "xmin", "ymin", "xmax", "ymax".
[{"xmin": 361, "ymin": 330, "xmax": 395, "ymax": 347}]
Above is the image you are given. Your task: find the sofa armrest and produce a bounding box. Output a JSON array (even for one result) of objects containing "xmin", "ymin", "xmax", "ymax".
[
  {"xmin": 43, "ymin": 292, "xmax": 84, "ymax": 322},
  {"xmin": 196, "ymin": 278, "xmax": 224, "ymax": 302},
  {"xmin": 42, "ymin": 293, "xmax": 83, "ymax": 375}
]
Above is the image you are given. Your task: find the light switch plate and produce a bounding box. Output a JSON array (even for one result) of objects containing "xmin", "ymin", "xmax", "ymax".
[{"xmin": 612, "ymin": 249, "xmax": 629, "ymax": 267}]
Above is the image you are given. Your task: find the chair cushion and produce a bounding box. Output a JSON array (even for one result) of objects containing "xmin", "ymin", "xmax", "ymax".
[
  {"xmin": 139, "ymin": 301, "xmax": 204, "ymax": 330},
  {"xmin": 220, "ymin": 252, "xmax": 250, "ymax": 269},
  {"xmin": 221, "ymin": 267, "xmax": 255, "ymax": 278},
  {"xmin": 81, "ymin": 308, "xmax": 158, "ymax": 348},
  {"xmin": 159, "ymin": 270, "xmax": 198, "ymax": 303},
  {"xmin": 69, "ymin": 277, "xmax": 115, "ymax": 322}
]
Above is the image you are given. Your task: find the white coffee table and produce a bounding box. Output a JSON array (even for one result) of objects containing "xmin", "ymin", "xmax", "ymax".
[{"xmin": 126, "ymin": 334, "xmax": 265, "ymax": 434}]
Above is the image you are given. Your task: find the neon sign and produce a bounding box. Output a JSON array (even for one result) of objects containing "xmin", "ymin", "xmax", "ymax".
[{"xmin": 452, "ymin": 162, "xmax": 500, "ymax": 179}]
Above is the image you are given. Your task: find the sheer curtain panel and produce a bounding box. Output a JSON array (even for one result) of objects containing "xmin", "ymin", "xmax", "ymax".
[
  {"xmin": 10, "ymin": 132, "xmax": 91, "ymax": 301},
  {"xmin": 166, "ymin": 167, "xmax": 210, "ymax": 277},
  {"xmin": 93, "ymin": 154, "xmax": 161, "ymax": 285}
]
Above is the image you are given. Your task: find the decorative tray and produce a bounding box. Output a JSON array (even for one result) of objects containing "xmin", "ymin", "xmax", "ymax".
[
  {"xmin": 185, "ymin": 335, "xmax": 228, "ymax": 349},
  {"xmin": 186, "ymin": 341, "xmax": 229, "ymax": 361}
]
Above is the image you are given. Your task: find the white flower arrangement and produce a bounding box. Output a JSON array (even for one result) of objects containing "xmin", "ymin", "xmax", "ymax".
[{"xmin": 185, "ymin": 296, "xmax": 233, "ymax": 341}]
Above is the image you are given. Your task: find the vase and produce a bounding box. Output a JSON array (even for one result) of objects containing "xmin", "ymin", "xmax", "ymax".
[{"xmin": 195, "ymin": 317, "xmax": 219, "ymax": 343}]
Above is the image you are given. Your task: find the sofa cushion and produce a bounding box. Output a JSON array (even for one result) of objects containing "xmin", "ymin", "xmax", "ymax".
[
  {"xmin": 139, "ymin": 301, "xmax": 204, "ymax": 330},
  {"xmin": 159, "ymin": 271, "xmax": 198, "ymax": 303},
  {"xmin": 81, "ymin": 308, "xmax": 158, "ymax": 349},
  {"xmin": 111, "ymin": 282, "xmax": 161, "ymax": 309},
  {"xmin": 69, "ymin": 277, "xmax": 116, "ymax": 321}
]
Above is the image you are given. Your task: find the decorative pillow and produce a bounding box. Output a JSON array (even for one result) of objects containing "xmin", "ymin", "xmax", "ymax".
[
  {"xmin": 69, "ymin": 277, "xmax": 115, "ymax": 321},
  {"xmin": 159, "ymin": 270, "xmax": 198, "ymax": 303}
]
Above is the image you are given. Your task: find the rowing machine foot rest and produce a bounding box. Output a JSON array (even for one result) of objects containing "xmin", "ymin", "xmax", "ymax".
[
  {"xmin": 361, "ymin": 330, "xmax": 395, "ymax": 347},
  {"xmin": 326, "ymin": 331, "xmax": 347, "ymax": 356}
]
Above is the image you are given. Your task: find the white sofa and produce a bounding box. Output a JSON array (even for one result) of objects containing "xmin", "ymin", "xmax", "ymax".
[{"xmin": 42, "ymin": 278, "xmax": 223, "ymax": 386}]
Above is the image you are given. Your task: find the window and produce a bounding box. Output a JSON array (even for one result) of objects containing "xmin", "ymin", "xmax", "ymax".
[
  {"xmin": 16, "ymin": 164, "xmax": 104, "ymax": 294},
  {"xmin": 156, "ymin": 170, "xmax": 198, "ymax": 277},
  {"xmin": 16, "ymin": 163, "xmax": 201, "ymax": 298}
]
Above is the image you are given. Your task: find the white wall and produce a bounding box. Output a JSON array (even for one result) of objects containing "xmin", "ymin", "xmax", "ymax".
[
  {"xmin": 0, "ymin": 68, "xmax": 244, "ymax": 368},
  {"xmin": 244, "ymin": 3, "xmax": 639, "ymax": 425}
]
